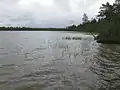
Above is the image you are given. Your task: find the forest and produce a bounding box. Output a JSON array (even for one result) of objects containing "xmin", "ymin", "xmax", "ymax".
[
  {"xmin": 0, "ymin": 27, "xmax": 68, "ymax": 31},
  {"xmin": 67, "ymin": 0, "xmax": 120, "ymax": 44}
]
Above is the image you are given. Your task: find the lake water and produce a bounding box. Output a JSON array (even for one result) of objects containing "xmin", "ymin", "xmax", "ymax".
[{"xmin": 0, "ymin": 31, "xmax": 120, "ymax": 90}]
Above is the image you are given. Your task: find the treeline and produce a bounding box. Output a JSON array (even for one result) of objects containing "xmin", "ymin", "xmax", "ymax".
[
  {"xmin": 67, "ymin": 0, "xmax": 120, "ymax": 43},
  {"xmin": 0, "ymin": 27, "xmax": 70, "ymax": 31}
]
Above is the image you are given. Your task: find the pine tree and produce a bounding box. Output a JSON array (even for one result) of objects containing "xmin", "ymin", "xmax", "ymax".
[
  {"xmin": 82, "ymin": 13, "xmax": 89, "ymax": 23},
  {"xmin": 98, "ymin": 2, "xmax": 113, "ymax": 20}
]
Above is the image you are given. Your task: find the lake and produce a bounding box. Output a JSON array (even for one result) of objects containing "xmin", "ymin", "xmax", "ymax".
[{"xmin": 0, "ymin": 31, "xmax": 120, "ymax": 90}]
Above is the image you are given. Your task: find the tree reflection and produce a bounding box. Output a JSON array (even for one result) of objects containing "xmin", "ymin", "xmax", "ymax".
[{"xmin": 90, "ymin": 44, "xmax": 120, "ymax": 90}]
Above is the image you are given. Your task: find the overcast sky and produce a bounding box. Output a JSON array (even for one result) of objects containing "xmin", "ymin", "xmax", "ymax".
[{"xmin": 0, "ymin": 0, "xmax": 115, "ymax": 28}]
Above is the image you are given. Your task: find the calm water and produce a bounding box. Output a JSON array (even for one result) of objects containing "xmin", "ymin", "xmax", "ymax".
[{"xmin": 0, "ymin": 31, "xmax": 120, "ymax": 90}]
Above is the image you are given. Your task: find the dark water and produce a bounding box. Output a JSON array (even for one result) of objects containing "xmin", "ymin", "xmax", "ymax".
[{"xmin": 0, "ymin": 31, "xmax": 120, "ymax": 90}]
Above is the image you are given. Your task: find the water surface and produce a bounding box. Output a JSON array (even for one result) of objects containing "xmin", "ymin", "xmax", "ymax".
[{"xmin": 0, "ymin": 31, "xmax": 120, "ymax": 90}]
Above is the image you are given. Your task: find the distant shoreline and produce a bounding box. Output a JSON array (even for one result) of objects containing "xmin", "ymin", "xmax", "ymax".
[{"xmin": 0, "ymin": 27, "xmax": 76, "ymax": 31}]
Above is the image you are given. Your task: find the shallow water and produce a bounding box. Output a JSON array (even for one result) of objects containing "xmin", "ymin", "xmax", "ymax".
[{"xmin": 0, "ymin": 31, "xmax": 120, "ymax": 90}]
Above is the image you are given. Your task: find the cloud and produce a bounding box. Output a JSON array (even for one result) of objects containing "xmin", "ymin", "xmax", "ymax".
[{"xmin": 0, "ymin": 0, "xmax": 115, "ymax": 27}]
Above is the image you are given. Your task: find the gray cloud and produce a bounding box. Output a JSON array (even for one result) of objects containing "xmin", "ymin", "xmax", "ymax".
[
  {"xmin": 0, "ymin": 0, "xmax": 115, "ymax": 27},
  {"xmin": 53, "ymin": 0, "xmax": 71, "ymax": 12}
]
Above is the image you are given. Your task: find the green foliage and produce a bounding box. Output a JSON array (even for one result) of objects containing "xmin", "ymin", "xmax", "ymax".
[
  {"xmin": 0, "ymin": 27, "xmax": 70, "ymax": 31},
  {"xmin": 98, "ymin": 2, "xmax": 114, "ymax": 20},
  {"xmin": 66, "ymin": 24, "xmax": 77, "ymax": 31},
  {"xmin": 82, "ymin": 13, "xmax": 89, "ymax": 24},
  {"xmin": 67, "ymin": 0, "xmax": 120, "ymax": 43}
]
